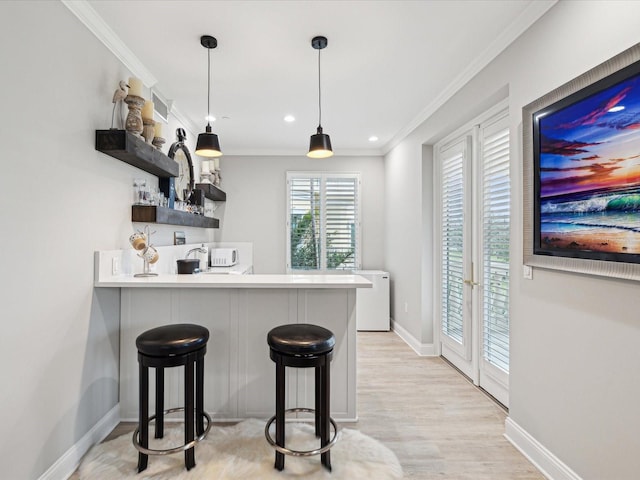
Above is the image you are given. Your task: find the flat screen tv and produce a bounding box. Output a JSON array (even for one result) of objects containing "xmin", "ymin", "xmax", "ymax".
[{"xmin": 523, "ymin": 42, "xmax": 640, "ymax": 280}]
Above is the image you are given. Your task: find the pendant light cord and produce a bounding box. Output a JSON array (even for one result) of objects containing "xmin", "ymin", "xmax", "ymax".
[
  {"xmin": 317, "ymin": 47, "xmax": 322, "ymax": 128},
  {"xmin": 207, "ymin": 46, "xmax": 211, "ymax": 128}
]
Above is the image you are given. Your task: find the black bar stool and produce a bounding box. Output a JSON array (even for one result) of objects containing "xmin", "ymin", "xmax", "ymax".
[
  {"xmin": 264, "ymin": 323, "xmax": 338, "ymax": 472},
  {"xmin": 133, "ymin": 323, "xmax": 211, "ymax": 472}
]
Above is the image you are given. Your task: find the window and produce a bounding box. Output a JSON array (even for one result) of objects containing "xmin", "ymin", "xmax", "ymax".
[{"xmin": 286, "ymin": 172, "xmax": 361, "ymax": 271}]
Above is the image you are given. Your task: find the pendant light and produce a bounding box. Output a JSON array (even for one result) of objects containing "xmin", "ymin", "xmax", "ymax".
[
  {"xmin": 195, "ymin": 35, "xmax": 222, "ymax": 157},
  {"xmin": 307, "ymin": 36, "xmax": 333, "ymax": 158}
]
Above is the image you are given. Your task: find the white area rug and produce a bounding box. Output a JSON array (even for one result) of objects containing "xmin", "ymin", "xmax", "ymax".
[{"xmin": 79, "ymin": 418, "xmax": 403, "ymax": 479}]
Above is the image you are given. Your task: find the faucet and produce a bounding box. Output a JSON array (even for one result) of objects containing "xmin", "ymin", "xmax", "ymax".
[{"xmin": 185, "ymin": 247, "xmax": 207, "ymax": 259}]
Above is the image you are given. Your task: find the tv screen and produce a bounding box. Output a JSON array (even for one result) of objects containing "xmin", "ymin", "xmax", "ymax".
[{"xmin": 533, "ymin": 60, "xmax": 640, "ymax": 264}]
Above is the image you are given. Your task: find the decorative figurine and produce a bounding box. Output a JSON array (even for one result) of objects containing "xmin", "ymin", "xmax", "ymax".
[{"xmin": 111, "ymin": 80, "xmax": 129, "ymax": 129}]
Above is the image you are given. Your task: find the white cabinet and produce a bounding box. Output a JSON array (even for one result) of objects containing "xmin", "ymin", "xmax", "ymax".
[
  {"xmin": 119, "ymin": 289, "xmax": 237, "ymax": 420},
  {"xmin": 119, "ymin": 287, "xmax": 357, "ymax": 422}
]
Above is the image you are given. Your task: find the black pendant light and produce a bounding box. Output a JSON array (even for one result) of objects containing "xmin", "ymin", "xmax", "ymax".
[
  {"xmin": 307, "ymin": 36, "xmax": 333, "ymax": 158},
  {"xmin": 195, "ymin": 35, "xmax": 222, "ymax": 158}
]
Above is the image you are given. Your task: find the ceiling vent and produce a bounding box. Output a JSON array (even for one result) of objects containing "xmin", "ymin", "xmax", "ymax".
[{"xmin": 151, "ymin": 90, "xmax": 171, "ymax": 123}]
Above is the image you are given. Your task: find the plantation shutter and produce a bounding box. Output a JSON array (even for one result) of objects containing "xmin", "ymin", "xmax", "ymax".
[
  {"xmin": 325, "ymin": 177, "xmax": 358, "ymax": 270},
  {"xmin": 480, "ymin": 118, "xmax": 510, "ymax": 373},
  {"xmin": 289, "ymin": 177, "xmax": 321, "ymax": 270},
  {"xmin": 440, "ymin": 141, "xmax": 466, "ymax": 345},
  {"xmin": 287, "ymin": 173, "xmax": 360, "ymax": 271}
]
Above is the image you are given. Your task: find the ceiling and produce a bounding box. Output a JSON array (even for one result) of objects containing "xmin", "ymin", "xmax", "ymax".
[{"xmin": 78, "ymin": 0, "xmax": 555, "ymax": 156}]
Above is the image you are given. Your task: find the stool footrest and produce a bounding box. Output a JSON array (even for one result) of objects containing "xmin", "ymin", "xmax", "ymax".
[
  {"xmin": 133, "ymin": 407, "xmax": 212, "ymax": 456},
  {"xmin": 265, "ymin": 408, "xmax": 338, "ymax": 457}
]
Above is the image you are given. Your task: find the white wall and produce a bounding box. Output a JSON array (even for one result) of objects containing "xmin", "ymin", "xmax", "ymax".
[
  {"xmin": 217, "ymin": 155, "xmax": 385, "ymax": 274},
  {"xmin": 386, "ymin": 1, "xmax": 640, "ymax": 478},
  {"xmin": 0, "ymin": 4, "xmax": 382, "ymax": 476},
  {"xmin": 0, "ymin": 2, "xmax": 210, "ymax": 478}
]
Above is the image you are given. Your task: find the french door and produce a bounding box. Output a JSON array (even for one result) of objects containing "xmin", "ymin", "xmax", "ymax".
[{"xmin": 436, "ymin": 107, "xmax": 510, "ymax": 406}]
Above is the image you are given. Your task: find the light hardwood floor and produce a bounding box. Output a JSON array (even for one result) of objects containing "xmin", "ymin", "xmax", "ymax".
[{"xmin": 72, "ymin": 331, "xmax": 544, "ymax": 479}]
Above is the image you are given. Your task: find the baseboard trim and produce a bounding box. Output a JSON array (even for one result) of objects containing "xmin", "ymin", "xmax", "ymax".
[
  {"xmin": 504, "ymin": 417, "xmax": 582, "ymax": 480},
  {"xmin": 391, "ymin": 320, "xmax": 436, "ymax": 356},
  {"xmin": 40, "ymin": 404, "xmax": 120, "ymax": 480}
]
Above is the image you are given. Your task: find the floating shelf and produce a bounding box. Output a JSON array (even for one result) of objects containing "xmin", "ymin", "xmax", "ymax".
[
  {"xmin": 95, "ymin": 130, "xmax": 179, "ymax": 178},
  {"xmin": 132, "ymin": 206, "xmax": 219, "ymax": 228},
  {"xmin": 195, "ymin": 183, "xmax": 226, "ymax": 201}
]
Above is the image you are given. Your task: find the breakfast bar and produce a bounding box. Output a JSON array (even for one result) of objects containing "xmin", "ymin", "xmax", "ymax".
[{"xmin": 94, "ymin": 251, "xmax": 371, "ymax": 423}]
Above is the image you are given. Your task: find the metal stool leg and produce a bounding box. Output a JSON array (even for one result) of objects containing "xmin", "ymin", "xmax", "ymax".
[
  {"xmin": 321, "ymin": 361, "xmax": 332, "ymax": 471},
  {"xmin": 184, "ymin": 358, "xmax": 196, "ymax": 470},
  {"xmin": 275, "ymin": 360, "xmax": 286, "ymax": 471},
  {"xmin": 155, "ymin": 367, "xmax": 164, "ymax": 438},
  {"xmin": 196, "ymin": 353, "xmax": 205, "ymax": 436},
  {"xmin": 137, "ymin": 362, "xmax": 149, "ymax": 473},
  {"xmin": 315, "ymin": 366, "xmax": 321, "ymax": 437}
]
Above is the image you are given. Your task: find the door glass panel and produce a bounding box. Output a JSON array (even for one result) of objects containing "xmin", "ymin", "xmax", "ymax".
[
  {"xmin": 481, "ymin": 122, "xmax": 510, "ymax": 373},
  {"xmin": 441, "ymin": 143, "xmax": 466, "ymax": 344}
]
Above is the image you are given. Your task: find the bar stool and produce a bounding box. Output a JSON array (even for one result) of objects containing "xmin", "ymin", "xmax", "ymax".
[
  {"xmin": 264, "ymin": 323, "xmax": 338, "ymax": 471},
  {"xmin": 133, "ymin": 323, "xmax": 211, "ymax": 472}
]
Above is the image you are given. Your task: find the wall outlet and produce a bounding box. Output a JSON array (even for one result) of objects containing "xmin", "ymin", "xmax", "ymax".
[
  {"xmin": 523, "ymin": 265, "xmax": 533, "ymax": 280},
  {"xmin": 111, "ymin": 257, "xmax": 120, "ymax": 275}
]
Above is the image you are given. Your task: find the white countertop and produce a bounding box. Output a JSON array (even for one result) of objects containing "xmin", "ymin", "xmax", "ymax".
[
  {"xmin": 94, "ymin": 245, "xmax": 372, "ymax": 289},
  {"xmin": 95, "ymin": 272, "xmax": 372, "ymax": 289}
]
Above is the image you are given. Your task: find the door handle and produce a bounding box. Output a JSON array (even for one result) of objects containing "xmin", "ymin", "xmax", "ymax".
[{"xmin": 464, "ymin": 263, "xmax": 481, "ymax": 288}]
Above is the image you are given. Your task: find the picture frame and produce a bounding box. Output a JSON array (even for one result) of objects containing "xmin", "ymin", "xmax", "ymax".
[{"xmin": 523, "ymin": 42, "xmax": 640, "ymax": 281}]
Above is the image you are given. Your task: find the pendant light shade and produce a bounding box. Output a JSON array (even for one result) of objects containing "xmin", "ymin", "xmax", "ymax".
[
  {"xmin": 195, "ymin": 35, "xmax": 222, "ymax": 158},
  {"xmin": 196, "ymin": 125, "xmax": 222, "ymax": 157},
  {"xmin": 308, "ymin": 126, "xmax": 333, "ymax": 158},
  {"xmin": 307, "ymin": 36, "xmax": 333, "ymax": 158}
]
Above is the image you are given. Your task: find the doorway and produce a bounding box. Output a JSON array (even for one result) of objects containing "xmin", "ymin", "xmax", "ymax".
[{"xmin": 435, "ymin": 105, "xmax": 510, "ymax": 406}]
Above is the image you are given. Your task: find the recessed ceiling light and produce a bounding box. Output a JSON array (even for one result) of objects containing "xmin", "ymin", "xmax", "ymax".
[
  {"xmin": 368, "ymin": 136, "xmax": 379, "ymax": 142},
  {"xmin": 205, "ymin": 115, "xmax": 216, "ymax": 122},
  {"xmin": 284, "ymin": 115, "xmax": 295, "ymax": 122},
  {"xmin": 608, "ymin": 105, "xmax": 625, "ymax": 112}
]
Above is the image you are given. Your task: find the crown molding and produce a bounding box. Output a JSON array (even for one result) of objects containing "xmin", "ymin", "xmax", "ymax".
[
  {"xmin": 170, "ymin": 105, "xmax": 200, "ymax": 139},
  {"xmin": 61, "ymin": 0, "xmax": 157, "ymax": 87},
  {"xmin": 61, "ymin": 0, "xmax": 202, "ymax": 135},
  {"xmin": 383, "ymin": 0, "xmax": 558, "ymax": 155}
]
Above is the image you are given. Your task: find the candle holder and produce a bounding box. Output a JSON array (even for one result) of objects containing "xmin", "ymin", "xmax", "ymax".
[
  {"xmin": 142, "ymin": 118, "xmax": 155, "ymax": 144},
  {"xmin": 200, "ymin": 170, "xmax": 213, "ymax": 184},
  {"xmin": 152, "ymin": 136, "xmax": 166, "ymax": 151},
  {"xmin": 124, "ymin": 94, "xmax": 145, "ymax": 136}
]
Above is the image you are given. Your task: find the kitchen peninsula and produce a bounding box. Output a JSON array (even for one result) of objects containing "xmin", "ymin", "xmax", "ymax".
[{"xmin": 94, "ymin": 247, "xmax": 371, "ymax": 423}]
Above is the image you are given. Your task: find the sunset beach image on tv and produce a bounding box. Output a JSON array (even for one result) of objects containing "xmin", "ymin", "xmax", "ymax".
[{"xmin": 534, "ymin": 63, "xmax": 640, "ymax": 263}]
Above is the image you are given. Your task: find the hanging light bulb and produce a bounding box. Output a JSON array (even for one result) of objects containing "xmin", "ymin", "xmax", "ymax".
[
  {"xmin": 195, "ymin": 35, "xmax": 222, "ymax": 158},
  {"xmin": 307, "ymin": 36, "xmax": 333, "ymax": 158}
]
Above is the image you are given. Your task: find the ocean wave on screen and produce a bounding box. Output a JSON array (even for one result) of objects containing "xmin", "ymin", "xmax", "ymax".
[{"xmin": 541, "ymin": 194, "xmax": 640, "ymax": 214}]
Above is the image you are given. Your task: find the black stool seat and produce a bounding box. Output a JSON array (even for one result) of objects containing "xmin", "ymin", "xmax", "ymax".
[
  {"xmin": 267, "ymin": 323, "xmax": 335, "ymax": 356},
  {"xmin": 266, "ymin": 323, "xmax": 337, "ymax": 472},
  {"xmin": 134, "ymin": 323, "xmax": 210, "ymax": 473},
  {"xmin": 136, "ymin": 324, "xmax": 209, "ymax": 357}
]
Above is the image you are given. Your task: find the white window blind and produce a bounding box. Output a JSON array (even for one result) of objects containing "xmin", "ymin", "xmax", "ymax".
[
  {"xmin": 481, "ymin": 121, "xmax": 510, "ymax": 373},
  {"xmin": 287, "ymin": 173, "xmax": 360, "ymax": 271},
  {"xmin": 440, "ymin": 142, "xmax": 466, "ymax": 344}
]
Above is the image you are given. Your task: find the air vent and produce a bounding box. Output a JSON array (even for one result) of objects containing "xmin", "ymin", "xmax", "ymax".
[{"xmin": 152, "ymin": 91, "xmax": 169, "ymax": 122}]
